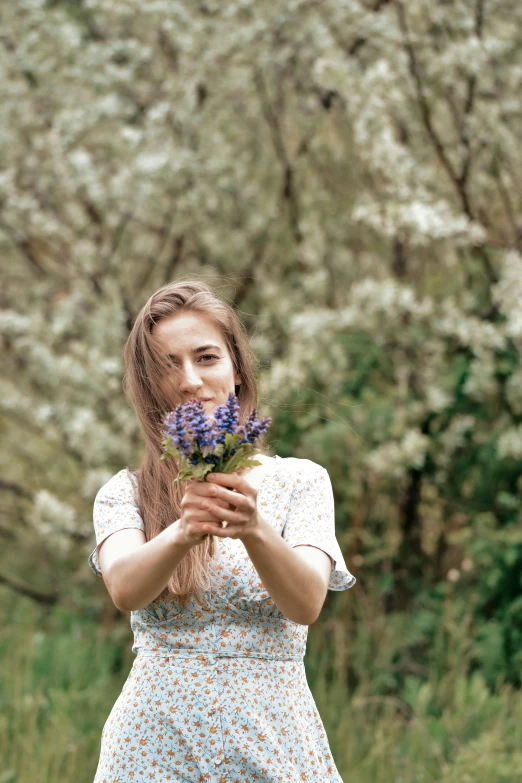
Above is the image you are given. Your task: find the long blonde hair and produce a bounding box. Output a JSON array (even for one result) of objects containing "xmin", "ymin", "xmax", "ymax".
[{"xmin": 122, "ymin": 279, "xmax": 270, "ymax": 608}]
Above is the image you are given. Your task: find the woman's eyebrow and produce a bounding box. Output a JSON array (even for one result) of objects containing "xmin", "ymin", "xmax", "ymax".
[{"xmin": 166, "ymin": 344, "xmax": 223, "ymax": 358}]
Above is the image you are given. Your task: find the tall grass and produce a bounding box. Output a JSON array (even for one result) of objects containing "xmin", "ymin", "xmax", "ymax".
[
  {"xmin": 2, "ymin": 589, "xmax": 522, "ymax": 782},
  {"xmin": 0, "ymin": 591, "xmax": 133, "ymax": 783},
  {"xmin": 307, "ymin": 617, "xmax": 522, "ymax": 783}
]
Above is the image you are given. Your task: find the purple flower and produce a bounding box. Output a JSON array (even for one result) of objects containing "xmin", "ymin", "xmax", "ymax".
[
  {"xmin": 161, "ymin": 392, "xmax": 272, "ymax": 479},
  {"xmin": 163, "ymin": 400, "xmax": 218, "ymax": 455},
  {"xmin": 212, "ymin": 394, "xmax": 240, "ymax": 441},
  {"xmin": 163, "ymin": 405, "xmax": 193, "ymax": 456},
  {"xmin": 183, "ymin": 401, "xmax": 218, "ymax": 449},
  {"xmin": 238, "ymin": 408, "xmax": 271, "ymax": 444}
]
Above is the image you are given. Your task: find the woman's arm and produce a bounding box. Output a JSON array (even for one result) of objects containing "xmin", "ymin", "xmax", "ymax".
[
  {"xmin": 101, "ymin": 522, "xmax": 192, "ymax": 611},
  {"xmin": 188, "ymin": 470, "xmax": 335, "ymax": 625},
  {"xmin": 241, "ymin": 518, "xmax": 331, "ymax": 625}
]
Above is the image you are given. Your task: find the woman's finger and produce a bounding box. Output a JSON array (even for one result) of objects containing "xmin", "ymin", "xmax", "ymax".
[
  {"xmin": 184, "ymin": 492, "xmax": 232, "ymax": 512},
  {"xmin": 187, "ymin": 484, "xmax": 252, "ymax": 515},
  {"xmin": 187, "ymin": 506, "xmax": 232, "ymax": 524},
  {"xmin": 200, "ymin": 522, "xmax": 242, "ymax": 538},
  {"xmin": 198, "ymin": 499, "xmax": 244, "ymax": 524}
]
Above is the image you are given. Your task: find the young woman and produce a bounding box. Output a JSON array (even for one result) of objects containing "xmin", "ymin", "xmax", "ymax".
[{"xmin": 88, "ymin": 279, "xmax": 356, "ymax": 782}]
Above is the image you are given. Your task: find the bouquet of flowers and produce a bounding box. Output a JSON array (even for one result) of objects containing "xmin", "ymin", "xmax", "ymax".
[{"xmin": 160, "ymin": 392, "xmax": 271, "ymax": 484}]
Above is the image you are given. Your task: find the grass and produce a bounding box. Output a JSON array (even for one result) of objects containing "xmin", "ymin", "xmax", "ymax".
[{"xmin": 2, "ymin": 590, "xmax": 522, "ymax": 782}]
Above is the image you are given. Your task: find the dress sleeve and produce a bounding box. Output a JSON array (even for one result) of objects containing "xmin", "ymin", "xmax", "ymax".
[
  {"xmin": 88, "ymin": 469, "xmax": 145, "ymax": 577},
  {"xmin": 282, "ymin": 463, "xmax": 356, "ymax": 592}
]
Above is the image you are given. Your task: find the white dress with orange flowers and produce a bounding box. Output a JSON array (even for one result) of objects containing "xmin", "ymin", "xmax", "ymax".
[{"xmin": 88, "ymin": 455, "xmax": 356, "ymax": 783}]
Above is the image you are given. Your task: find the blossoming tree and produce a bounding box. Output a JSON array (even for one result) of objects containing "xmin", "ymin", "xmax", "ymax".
[{"xmin": 1, "ymin": 0, "xmax": 521, "ymax": 679}]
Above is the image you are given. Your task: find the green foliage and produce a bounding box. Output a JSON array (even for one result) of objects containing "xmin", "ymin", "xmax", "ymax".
[
  {"xmin": 4, "ymin": 592, "xmax": 522, "ymax": 783},
  {"xmin": 1, "ymin": 0, "xmax": 522, "ymax": 769},
  {"xmin": 0, "ymin": 593, "xmax": 134, "ymax": 783}
]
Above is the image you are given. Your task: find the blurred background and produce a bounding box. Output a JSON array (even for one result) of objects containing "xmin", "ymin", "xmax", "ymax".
[{"xmin": 2, "ymin": 1, "xmax": 522, "ymax": 781}]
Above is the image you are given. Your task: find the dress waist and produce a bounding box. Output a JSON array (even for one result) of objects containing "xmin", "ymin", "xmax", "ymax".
[{"xmin": 135, "ymin": 649, "xmax": 303, "ymax": 662}]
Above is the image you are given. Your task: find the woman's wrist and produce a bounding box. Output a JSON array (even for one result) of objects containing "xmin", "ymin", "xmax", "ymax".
[{"xmin": 167, "ymin": 519, "xmax": 193, "ymax": 550}]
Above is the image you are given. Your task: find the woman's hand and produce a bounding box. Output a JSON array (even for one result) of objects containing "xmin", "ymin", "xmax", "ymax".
[
  {"xmin": 199, "ymin": 472, "xmax": 261, "ymax": 540},
  {"xmin": 177, "ymin": 477, "xmax": 234, "ymax": 547},
  {"xmin": 177, "ymin": 472, "xmax": 260, "ymax": 545}
]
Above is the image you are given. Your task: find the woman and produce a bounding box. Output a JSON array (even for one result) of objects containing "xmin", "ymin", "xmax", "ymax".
[{"xmin": 88, "ymin": 279, "xmax": 356, "ymax": 782}]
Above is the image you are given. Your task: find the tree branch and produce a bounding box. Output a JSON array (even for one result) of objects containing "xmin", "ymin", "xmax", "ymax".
[
  {"xmin": 0, "ymin": 478, "xmax": 33, "ymax": 501},
  {"xmin": 102, "ymin": 209, "xmax": 135, "ymax": 275},
  {"xmin": 0, "ymin": 216, "xmax": 48, "ymax": 277},
  {"xmin": 397, "ymin": 4, "xmax": 461, "ymax": 191},
  {"xmin": 349, "ymin": 0, "xmax": 396, "ymax": 55},
  {"xmin": 253, "ymin": 68, "xmax": 302, "ymax": 245},
  {"xmin": 397, "ymin": 2, "xmax": 498, "ymax": 286},
  {"xmin": 164, "ymin": 235, "xmax": 185, "ymax": 284},
  {"xmin": 0, "ymin": 571, "xmax": 59, "ymax": 605},
  {"xmin": 492, "ymin": 157, "xmax": 522, "ymax": 249}
]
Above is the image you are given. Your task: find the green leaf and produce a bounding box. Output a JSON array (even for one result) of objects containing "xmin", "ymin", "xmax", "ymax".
[
  {"xmin": 173, "ymin": 462, "xmax": 217, "ymax": 482},
  {"xmin": 201, "ymin": 465, "xmax": 218, "ymax": 480},
  {"xmin": 224, "ymin": 432, "xmax": 241, "ymax": 450},
  {"xmin": 213, "ymin": 443, "xmax": 225, "ymax": 458},
  {"xmin": 189, "ymin": 462, "xmax": 211, "ymax": 479},
  {"xmin": 222, "ymin": 445, "xmax": 261, "ymax": 474},
  {"xmin": 161, "ymin": 437, "xmax": 184, "ymax": 462}
]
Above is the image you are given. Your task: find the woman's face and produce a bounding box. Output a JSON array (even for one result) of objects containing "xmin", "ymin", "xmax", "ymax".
[{"xmin": 153, "ymin": 311, "xmax": 241, "ymax": 416}]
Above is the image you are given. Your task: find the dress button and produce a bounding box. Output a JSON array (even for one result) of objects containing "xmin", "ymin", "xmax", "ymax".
[{"xmin": 215, "ymin": 758, "xmax": 222, "ymax": 766}]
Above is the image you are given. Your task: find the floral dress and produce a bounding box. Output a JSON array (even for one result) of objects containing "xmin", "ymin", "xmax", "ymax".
[{"xmin": 88, "ymin": 455, "xmax": 356, "ymax": 783}]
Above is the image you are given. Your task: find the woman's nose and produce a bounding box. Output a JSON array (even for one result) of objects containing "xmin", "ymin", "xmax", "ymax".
[
  {"xmin": 180, "ymin": 370, "xmax": 203, "ymax": 391},
  {"xmin": 181, "ymin": 379, "xmax": 202, "ymax": 392}
]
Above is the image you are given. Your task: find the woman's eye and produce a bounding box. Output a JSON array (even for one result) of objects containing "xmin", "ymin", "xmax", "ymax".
[{"xmin": 164, "ymin": 355, "xmax": 218, "ymax": 369}]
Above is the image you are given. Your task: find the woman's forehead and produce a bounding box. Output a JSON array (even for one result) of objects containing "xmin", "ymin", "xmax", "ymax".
[{"xmin": 153, "ymin": 312, "xmax": 227, "ymax": 352}]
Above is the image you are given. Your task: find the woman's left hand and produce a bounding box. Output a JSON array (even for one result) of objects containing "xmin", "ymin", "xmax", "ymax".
[{"xmin": 196, "ymin": 471, "xmax": 261, "ymax": 540}]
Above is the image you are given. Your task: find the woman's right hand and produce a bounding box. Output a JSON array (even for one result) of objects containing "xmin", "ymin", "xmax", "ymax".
[{"xmin": 176, "ymin": 478, "xmax": 232, "ymax": 546}]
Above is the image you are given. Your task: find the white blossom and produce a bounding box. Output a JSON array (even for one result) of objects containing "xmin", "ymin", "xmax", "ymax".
[
  {"xmin": 0, "ymin": 0, "xmax": 520, "ymax": 583},
  {"xmin": 492, "ymin": 251, "xmax": 522, "ymax": 345},
  {"xmin": 497, "ymin": 426, "xmax": 522, "ymax": 460},
  {"xmin": 29, "ymin": 490, "xmax": 77, "ymax": 555},
  {"xmin": 365, "ymin": 429, "xmax": 431, "ymax": 480}
]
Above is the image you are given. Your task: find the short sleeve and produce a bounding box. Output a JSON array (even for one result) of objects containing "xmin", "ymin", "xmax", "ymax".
[
  {"xmin": 88, "ymin": 469, "xmax": 145, "ymax": 577},
  {"xmin": 282, "ymin": 463, "xmax": 356, "ymax": 592}
]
